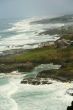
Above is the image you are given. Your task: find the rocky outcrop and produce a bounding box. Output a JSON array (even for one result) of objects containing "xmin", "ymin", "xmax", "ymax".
[
  {"xmin": 36, "ymin": 70, "xmax": 72, "ymax": 82},
  {"xmin": 0, "ymin": 62, "xmax": 34, "ymax": 73},
  {"xmin": 38, "ymin": 38, "xmax": 71, "ymax": 49},
  {"xmin": 66, "ymin": 88, "xmax": 73, "ymax": 96},
  {"xmin": 17, "ymin": 62, "xmax": 34, "ymax": 72},
  {"xmin": 67, "ymin": 101, "xmax": 73, "ymax": 110},
  {"xmin": 21, "ymin": 78, "xmax": 52, "ymax": 85},
  {"xmin": 55, "ymin": 38, "xmax": 70, "ymax": 48}
]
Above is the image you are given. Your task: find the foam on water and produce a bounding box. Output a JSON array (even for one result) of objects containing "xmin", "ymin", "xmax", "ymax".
[
  {"xmin": 25, "ymin": 63, "xmax": 61, "ymax": 78},
  {"xmin": 12, "ymin": 82, "xmax": 73, "ymax": 110},
  {"xmin": 0, "ymin": 75, "xmax": 21, "ymax": 110},
  {"xmin": 0, "ymin": 17, "xmax": 64, "ymax": 52},
  {"xmin": 0, "ymin": 73, "xmax": 73, "ymax": 110}
]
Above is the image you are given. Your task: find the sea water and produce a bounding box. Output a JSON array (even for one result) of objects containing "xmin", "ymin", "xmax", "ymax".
[
  {"xmin": 0, "ymin": 74, "xmax": 73, "ymax": 110},
  {"xmin": 0, "ymin": 64, "xmax": 73, "ymax": 110},
  {"xmin": 0, "ymin": 17, "xmax": 63, "ymax": 53}
]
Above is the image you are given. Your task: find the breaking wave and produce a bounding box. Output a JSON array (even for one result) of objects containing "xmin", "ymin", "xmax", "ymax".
[{"xmin": 0, "ymin": 17, "xmax": 64, "ymax": 52}]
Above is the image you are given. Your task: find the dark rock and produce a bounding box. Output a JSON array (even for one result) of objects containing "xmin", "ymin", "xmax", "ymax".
[
  {"xmin": 21, "ymin": 78, "xmax": 52, "ymax": 85},
  {"xmin": 28, "ymin": 78, "xmax": 41, "ymax": 85},
  {"xmin": 67, "ymin": 101, "xmax": 73, "ymax": 110},
  {"xmin": 66, "ymin": 88, "xmax": 73, "ymax": 96},
  {"xmin": 17, "ymin": 62, "xmax": 34, "ymax": 72},
  {"xmin": 67, "ymin": 106, "xmax": 72, "ymax": 110},
  {"xmin": 31, "ymin": 80, "xmax": 40, "ymax": 85},
  {"xmin": 42, "ymin": 80, "xmax": 49, "ymax": 84},
  {"xmin": 36, "ymin": 69, "xmax": 73, "ymax": 82},
  {"xmin": 21, "ymin": 80, "xmax": 28, "ymax": 84},
  {"xmin": 0, "ymin": 62, "xmax": 35, "ymax": 73}
]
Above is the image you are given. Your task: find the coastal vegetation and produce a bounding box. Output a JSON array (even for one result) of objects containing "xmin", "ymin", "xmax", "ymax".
[
  {"xmin": 0, "ymin": 25, "xmax": 73, "ymax": 82},
  {"xmin": 0, "ymin": 43, "xmax": 73, "ymax": 64}
]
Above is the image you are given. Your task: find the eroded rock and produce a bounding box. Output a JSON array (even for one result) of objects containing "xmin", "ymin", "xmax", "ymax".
[{"xmin": 21, "ymin": 78, "xmax": 52, "ymax": 85}]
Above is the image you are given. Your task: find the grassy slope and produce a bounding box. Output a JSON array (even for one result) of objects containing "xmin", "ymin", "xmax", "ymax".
[
  {"xmin": 0, "ymin": 34, "xmax": 73, "ymax": 80},
  {"xmin": 0, "ymin": 46, "xmax": 73, "ymax": 64}
]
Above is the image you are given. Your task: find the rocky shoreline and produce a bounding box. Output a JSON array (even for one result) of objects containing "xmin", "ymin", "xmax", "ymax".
[
  {"xmin": 0, "ymin": 33, "xmax": 73, "ymax": 84},
  {"xmin": 0, "ymin": 62, "xmax": 35, "ymax": 73},
  {"xmin": 20, "ymin": 69, "xmax": 72, "ymax": 85},
  {"xmin": 21, "ymin": 78, "xmax": 52, "ymax": 85},
  {"xmin": 36, "ymin": 70, "xmax": 72, "ymax": 82}
]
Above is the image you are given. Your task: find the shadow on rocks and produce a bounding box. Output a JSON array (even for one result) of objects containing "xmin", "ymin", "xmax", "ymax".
[{"xmin": 67, "ymin": 101, "xmax": 73, "ymax": 110}]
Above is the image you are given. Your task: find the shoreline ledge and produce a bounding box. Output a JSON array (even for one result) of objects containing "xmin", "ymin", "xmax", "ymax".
[{"xmin": 0, "ymin": 36, "xmax": 73, "ymax": 83}]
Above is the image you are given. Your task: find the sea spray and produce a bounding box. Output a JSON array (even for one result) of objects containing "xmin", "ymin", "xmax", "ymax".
[
  {"xmin": 0, "ymin": 18, "xmax": 63, "ymax": 52},
  {"xmin": 0, "ymin": 74, "xmax": 22, "ymax": 110},
  {"xmin": 0, "ymin": 68, "xmax": 73, "ymax": 110},
  {"xmin": 12, "ymin": 82, "xmax": 73, "ymax": 110}
]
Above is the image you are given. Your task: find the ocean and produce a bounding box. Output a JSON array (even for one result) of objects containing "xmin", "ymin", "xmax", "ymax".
[
  {"xmin": 0, "ymin": 17, "xmax": 63, "ymax": 53},
  {"xmin": 0, "ymin": 16, "xmax": 73, "ymax": 110},
  {"xmin": 0, "ymin": 68, "xmax": 73, "ymax": 110}
]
